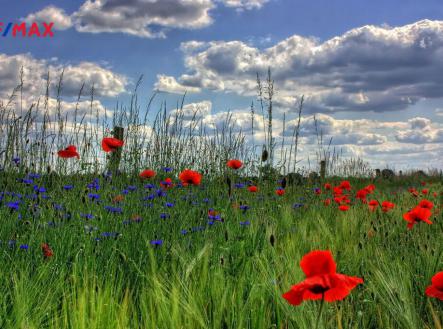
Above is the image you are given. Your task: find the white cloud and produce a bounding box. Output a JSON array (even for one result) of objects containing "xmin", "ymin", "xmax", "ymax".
[
  {"xmin": 166, "ymin": 20, "xmax": 443, "ymax": 114},
  {"xmin": 72, "ymin": 0, "xmax": 214, "ymax": 38},
  {"xmin": 154, "ymin": 75, "xmax": 201, "ymax": 94},
  {"xmin": 0, "ymin": 53, "xmax": 127, "ymax": 100},
  {"xmin": 435, "ymin": 108, "xmax": 443, "ymax": 116},
  {"xmin": 23, "ymin": 5, "xmax": 73, "ymax": 30},
  {"xmin": 218, "ymin": 0, "xmax": 269, "ymax": 10}
]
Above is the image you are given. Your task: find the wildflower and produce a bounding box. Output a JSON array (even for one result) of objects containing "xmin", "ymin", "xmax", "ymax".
[
  {"xmin": 248, "ymin": 186, "xmax": 258, "ymax": 193},
  {"xmin": 227, "ymin": 159, "xmax": 243, "ymax": 170},
  {"xmin": 20, "ymin": 244, "xmax": 29, "ymax": 250},
  {"xmin": 240, "ymin": 221, "xmax": 250, "ymax": 226},
  {"xmin": 282, "ymin": 250, "xmax": 363, "ymax": 306},
  {"xmin": 339, "ymin": 180, "xmax": 351, "ymax": 191},
  {"xmin": 323, "ymin": 199, "xmax": 331, "ymax": 206},
  {"xmin": 165, "ymin": 202, "xmax": 175, "ymax": 208},
  {"xmin": 368, "ymin": 200, "xmax": 379, "ymax": 212},
  {"xmin": 160, "ymin": 178, "xmax": 174, "ymax": 189},
  {"xmin": 163, "ymin": 167, "xmax": 173, "ymax": 172},
  {"xmin": 324, "ymin": 183, "xmax": 331, "ymax": 190},
  {"xmin": 88, "ymin": 193, "xmax": 100, "ymax": 200},
  {"xmin": 41, "ymin": 243, "xmax": 53, "ymax": 259},
  {"xmin": 179, "ymin": 169, "xmax": 202, "ymax": 186},
  {"xmin": 140, "ymin": 169, "xmax": 156, "ymax": 179},
  {"xmin": 422, "ymin": 189, "xmax": 429, "ymax": 195},
  {"xmin": 12, "ymin": 157, "xmax": 20, "ymax": 165},
  {"xmin": 57, "ymin": 145, "xmax": 80, "ymax": 159},
  {"xmin": 160, "ymin": 213, "xmax": 170, "ymax": 219},
  {"xmin": 101, "ymin": 137, "xmax": 124, "ymax": 153},
  {"xmin": 419, "ymin": 199, "xmax": 434, "ymax": 210},
  {"xmin": 276, "ymin": 188, "xmax": 285, "ymax": 196},
  {"xmin": 104, "ymin": 206, "xmax": 122, "ymax": 214},
  {"xmin": 403, "ymin": 206, "xmax": 432, "ymax": 229},
  {"xmin": 112, "ymin": 195, "xmax": 124, "ymax": 203},
  {"xmin": 6, "ymin": 201, "xmax": 20, "ymax": 211},
  {"xmin": 80, "ymin": 213, "xmax": 94, "ymax": 220},
  {"xmin": 150, "ymin": 239, "xmax": 163, "ymax": 246},
  {"xmin": 293, "ymin": 203, "xmax": 304, "ymax": 209},
  {"xmin": 425, "ymin": 271, "xmax": 443, "ymax": 300},
  {"xmin": 314, "ymin": 187, "xmax": 322, "ymax": 195},
  {"xmin": 381, "ymin": 201, "xmax": 395, "ymax": 212},
  {"xmin": 339, "ymin": 205, "xmax": 350, "ymax": 211},
  {"xmin": 234, "ymin": 183, "xmax": 245, "ymax": 189},
  {"xmin": 144, "ymin": 183, "xmax": 155, "ymax": 189},
  {"xmin": 63, "ymin": 185, "xmax": 74, "ymax": 190}
]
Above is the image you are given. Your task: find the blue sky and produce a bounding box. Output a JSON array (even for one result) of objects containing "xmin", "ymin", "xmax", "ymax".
[{"xmin": 1, "ymin": 0, "xmax": 443, "ymax": 170}]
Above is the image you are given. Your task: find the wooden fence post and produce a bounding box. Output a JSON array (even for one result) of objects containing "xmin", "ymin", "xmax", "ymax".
[
  {"xmin": 320, "ymin": 160, "xmax": 326, "ymax": 181},
  {"xmin": 108, "ymin": 126, "xmax": 124, "ymax": 174}
]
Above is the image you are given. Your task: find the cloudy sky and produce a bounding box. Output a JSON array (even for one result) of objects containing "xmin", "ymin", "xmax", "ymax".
[{"xmin": 2, "ymin": 0, "xmax": 443, "ymax": 171}]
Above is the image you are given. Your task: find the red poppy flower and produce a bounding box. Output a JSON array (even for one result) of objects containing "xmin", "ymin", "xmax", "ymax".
[
  {"xmin": 339, "ymin": 180, "xmax": 351, "ymax": 191},
  {"xmin": 339, "ymin": 205, "xmax": 350, "ymax": 211},
  {"xmin": 160, "ymin": 177, "xmax": 174, "ymax": 189},
  {"xmin": 381, "ymin": 201, "xmax": 395, "ymax": 212},
  {"xmin": 276, "ymin": 188, "xmax": 285, "ymax": 196},
  {"xmin": 41, "ymin": 243, "xmax": 53, "ymax": 259},
  {"xmin": 324, "ymin": 198, "xmax": 331, "ymax": 206},
  {"xmin": 422, "ymin": 189, "xmax": 429, "ymax": 195},
  {"xmin": 333, "ymin": 187, "xmax": 343, "ymax": 196},
  {"xmin": 403, "ymin": 206, "xmax": 432, "ymax": 229},
  {"xmin": 112, "ymin": 195, "xmax": 124, "ymax": 203},
  {"xmin": 282, "ymin": 250, "xmax": 363, "ymax": 306},
  {"xmin": 356, "ymin": 189, "xmax": 368, "ymax": 202},
  {"xmin": 102, "ymin": 137, "xmax": 124, "ymax": 153},
  {"xmin": 324, "ymin": 183, "xmax": 331, "ymax": 190},
  {"xmin": 139, "ymin": 169, "xmax": 156, "ymax": 179},
  {"xmin": 179, "ymin": 169, "xmax": 202, "ymax": 186},
  {"xmin": 226, "ymin": 159, "xmax": 243, "ymax": 170},
  {"xmin": 364, "ymin": 184, "xmax": 376, "ymax": 193},
  {"xmin": 419, "ymin": 199, "xmax": 434, "ymax": 210},
  {"xmin": 57, "ymin": 145, "xmax": 80, "ymax": 159},
  {"xmin": 425, "ymin": 271, "xmax": 443, "ymax": 300},
  {"xmin": 248, "ymin": 186, "xmax": 258, "ymax": 193},
  {"xmin": 368, "ymin": 200, "xmax": 379, "ymax": 212}
]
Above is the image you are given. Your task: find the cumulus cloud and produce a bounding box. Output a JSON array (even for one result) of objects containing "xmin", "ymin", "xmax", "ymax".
[
  {"xmin": 154, "ymin": 75, "xmax": 201, "ymax": 94},
  {"xmin": 218, "ymin": 0, "xmax": 270, "ymax": 10},
  {"xmin": 23, "ymin": 5, "xmax": 73, "ymax": 30},
  {"xmin": 72, "ymin": 0, "xmax": 214, "ymax": 38},
  {"xmin": 395, "ymin": 116, "xmax": 443, "ymax": 143},
  {"xmin": 163, "ymin": 20, "xmax": 443, "ymax": 114},
  {"xmin": 170, "ymin": 100, "xmax": 212, "ymax": 120},
  {"xmin": 0, "ymin": 53, "xmax": 127, "ymax": 100}
]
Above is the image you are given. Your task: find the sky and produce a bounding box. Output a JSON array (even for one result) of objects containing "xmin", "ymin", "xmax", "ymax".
[{"xmin": 1, "ymin": 0, "xmax": 443, "ymax": 172}]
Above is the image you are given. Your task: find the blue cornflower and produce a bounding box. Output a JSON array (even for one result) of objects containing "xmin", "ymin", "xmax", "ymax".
[
  {"xmin": 104, "ymin": 206, "xmax": 122, "ymax": 214},
  {"xmin": 165, "ymin": 202, "xmax": 174, "ymax": 208},
  {"xmin": 163, "ymin": 167, "xmax": 172, "ymax": 172},
  {"xmin": 181, "ymin": 229, "xmax": 188, "ymax": 235},
  {"xmin": 240, "ymin": 221, "xmax": 251, "ymax": 226},
  {"xmin": 239, "ymin": 205, "xmax": 250, "ymax": 211},
  {"xmin": 52, "ymin": 203, "xmax": 63, "ymax": 211},
  {"xmin": 156, "ymin": 189, "xmax": 166, "ymax": 197},
  {"xmin": 27, "ymin": 173, "xmax": 40, "ymax": 179},
  {"xmin": 63, "ymin": 185, "xmax": 74, "ymax": 190},
  {"xmin": 235, "ymin": 183, "xmax": 245, "ymax": 188},
  {"xmin": 293, "ymin": 203, "xmax": 304, "ymax": 209},
  {"xmin": 127, "ymin": 185, "xmax": 137, "ymax": 191},
  {"xmin": 101, "ymin": 232, "xmax": 120, "ymax": 238},
  {"xmin": 21, "ymin": 179, "xmax": 33, "ymax": 184},
  {"xmin": 122, "ymin": 189, "xmax": 129, "ymax": 195},
  {"xmin": 88, "ymin": 193, "xmax": 100, "ymax": 200},
  {"xmin": 12, "ymin": 157, "xmax": 20, "ymax": 165},
  {"xmin": 150, "ymin": 239, "xmax": 163, "ymax": 246},
  {"xmin": 202, "ymin": 198, "xmax": 210, "ymax": 203},
  {"xmin": 20, "ymin": 244, "xmax": 29, "ymax": 250},
  {"xmin": 80, "ymin": 213, "xmax": 94, "ymax": 220},
  {"xmin": 33, "ymin": 185, "xmax": 46, "ymax": 193},
  {"xmin": 144, "ymin": 183, "xmax": 155, "ymax": 189},
  {"xmin": 160, "ymin": 213, "xmax": 170, "ymax": 219},
  {"xmin": 6, "ymin": 201, "xmax": 20, "ymax": 211}
]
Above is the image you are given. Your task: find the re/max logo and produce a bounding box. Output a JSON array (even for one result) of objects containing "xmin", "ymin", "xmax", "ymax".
[{"xmin": 0, "ymin": 22, "xmax": 54, "ymax": 37}]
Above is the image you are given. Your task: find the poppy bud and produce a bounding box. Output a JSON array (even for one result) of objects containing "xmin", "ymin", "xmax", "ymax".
[{"xmin": 261, "ymin": 148, "xmax": 268, "ymax": 162}]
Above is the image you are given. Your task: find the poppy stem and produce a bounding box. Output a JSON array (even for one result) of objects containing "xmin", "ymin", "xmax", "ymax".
[{"xmin": 314, "ymin": 294, "xmax": 325, "ymax": 329}]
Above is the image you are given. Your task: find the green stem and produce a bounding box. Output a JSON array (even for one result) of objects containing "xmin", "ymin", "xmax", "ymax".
[{"xmin": 315, "ymin": 293, "xmax": 325, "ymax": 329}]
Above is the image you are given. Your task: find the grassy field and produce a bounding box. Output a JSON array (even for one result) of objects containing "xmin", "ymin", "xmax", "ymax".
[{"xmin": 0, "ymin": 170, "xmax": 442, "ymax": 329}]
